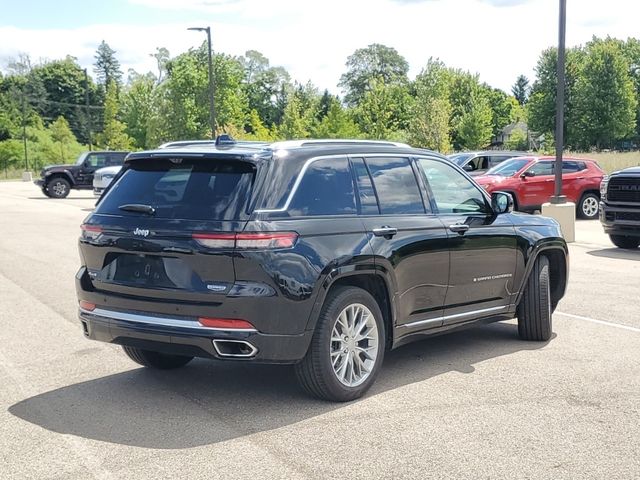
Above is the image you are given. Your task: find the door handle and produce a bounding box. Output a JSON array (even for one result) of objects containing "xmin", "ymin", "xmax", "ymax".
[
  {"xmin": 372, "ymin": 226, "xmax": 398, "ymax": 238},
  {"xmin": 448, "ymin": 224, "xmax": 470, "ymax": 234}
]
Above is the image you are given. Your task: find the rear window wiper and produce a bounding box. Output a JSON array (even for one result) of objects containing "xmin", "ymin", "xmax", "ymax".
[{"xmin": 118, "ymin": 204, "xmax": 156, "ymax": 215}]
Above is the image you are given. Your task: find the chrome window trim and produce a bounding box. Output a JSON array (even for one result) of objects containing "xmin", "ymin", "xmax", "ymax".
[
  {"xmin": 401, "ymin": 305, "xmax": 508, "ymax": 329},
  {"xmin": 255, "ymin": 152, "xmax": 423, "ymax": 214},
  {"xmin": 79, "ymin": 307, "xmax": 258, "ymax": 332},
  {"xmin": 270, "ymin": 139, "xmax": 410, "ymax": 149}
]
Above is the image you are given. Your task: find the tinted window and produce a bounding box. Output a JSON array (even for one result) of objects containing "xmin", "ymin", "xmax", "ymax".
[
  {"xmin": 85, "ymin": 154, "xmax": 108, "ymax": 169},
  {"xmin": 288, "ymin": 157, "xmax": 356, "ymax": 216},
  {"xmin": 365, "ymin": 157, "xmax": 425, "ymax": 214},
  {"xmin": 562, "ymin": 161, "xmax": 586, "ymax": 173},
  {"xmin": 489, "ymin": 155, "xmax": 513, "ymax": 166},
  {"xmin": 419, "ymin": 158, "xmax": 488, "ymax": 214},
  {"xmin": 351, "ymin": 158, "xmax": 379, "ymax": 215},
  {"xmin": 529, "ymin": 161, "xmax": 554, "ymax": 176},
  {"xmin": 96, "ymin": 159, "xmax": 254, "ymax": 220}
]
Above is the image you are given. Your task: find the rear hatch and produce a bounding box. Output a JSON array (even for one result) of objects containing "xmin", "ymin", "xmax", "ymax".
[{"xmin": 79, "ymin": 156, "xmax": 256, "ymax": 302}]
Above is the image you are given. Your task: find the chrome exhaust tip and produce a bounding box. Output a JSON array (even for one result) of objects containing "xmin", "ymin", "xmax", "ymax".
[{"xmin": 212, "ymin": 339, "xmax": 258, "ymax": 358}]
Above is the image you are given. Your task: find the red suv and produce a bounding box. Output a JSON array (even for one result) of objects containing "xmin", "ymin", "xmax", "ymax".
[{"xmin": 475, "ymin": 156, "xmax": 604, "ymax": 219}]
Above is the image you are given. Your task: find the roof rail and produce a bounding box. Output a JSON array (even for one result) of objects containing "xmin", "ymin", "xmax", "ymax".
[{"xmin": 270, "ymin": 139, "xmax": 411, "ymax": 149}]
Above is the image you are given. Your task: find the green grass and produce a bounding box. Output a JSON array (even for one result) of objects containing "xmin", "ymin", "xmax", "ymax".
[{"xmin": 570, "ymin": 151, "xmax": 640, "ymax": 174}]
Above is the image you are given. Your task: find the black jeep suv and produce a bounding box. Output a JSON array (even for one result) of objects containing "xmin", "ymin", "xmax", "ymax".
[
  {"xmin": 76, "ymin": 139, "xmax": 568, "ymax": 401},
  {"xmin": 35, "ymin": 150, "xmax": 129, "ymax": 198},
  {"xmin": 600, "ymin": 167, "xmax": 640, "ymax": 249}
]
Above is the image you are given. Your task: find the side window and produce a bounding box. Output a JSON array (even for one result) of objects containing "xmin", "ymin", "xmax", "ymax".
[
  {"xmin": 528, "ymin": 161, "xmax": 554, "ymax": 176},
  {"xmin": 85, "ymin": 154, "xmax": 108, "ymax": 169},
  {"xmin": 364, "ymin": 157, "xmax": 425, "ymax": 215},
  {"xmin": 562, "ymin": 161, "xmax": 585, "ymax": 173},
  {"xmin": 490, "ymin": 155, "xmax": 512, "ymax": 167},
  {"xmin": 288, "ymin": 157, "xmax": 356, "ymax": 216},
  {"xmin": 418, "ymin": 158, "xmax": 489, "ymax": 214},
  {"xmin": 106, "ymin": 155, "xmax": 124, "ymax": 166},
  {"xmin": 351, "ymin": 158, "xmax": 379, "ymax": 215}
]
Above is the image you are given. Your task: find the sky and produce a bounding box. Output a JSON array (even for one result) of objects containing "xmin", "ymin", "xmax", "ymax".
[{"xmin": 1, "ymin": 0, "xmax": 639, "ymax": 94}]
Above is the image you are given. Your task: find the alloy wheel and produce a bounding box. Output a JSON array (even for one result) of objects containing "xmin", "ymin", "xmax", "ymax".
[
  {"xmin": 330, "ymin": 303, "xmax": 379, "ymax": 387},
  {"xmin": 582, "ymin": 196, "xmax": 599, "ymax": 218}
]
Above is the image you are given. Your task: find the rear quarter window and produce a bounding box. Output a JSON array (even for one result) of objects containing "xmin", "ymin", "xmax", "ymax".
[
  {"xmin": 287, "ymin": 157, "xmax": 356, "ymax": 216},
  {"xmin": 96, "ymin": 159, "xmax": 255, "ymax": 221}
]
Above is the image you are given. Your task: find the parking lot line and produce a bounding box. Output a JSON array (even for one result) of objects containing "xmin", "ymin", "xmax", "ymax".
[{"xmin": 557, "ymin": 312, "xmax": 640, "ymax": 333}]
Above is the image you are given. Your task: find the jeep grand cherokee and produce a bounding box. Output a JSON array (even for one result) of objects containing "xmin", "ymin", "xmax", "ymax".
[{"xmin": 76, "ymin": 139, "xmax": 568, "ymax": 401}]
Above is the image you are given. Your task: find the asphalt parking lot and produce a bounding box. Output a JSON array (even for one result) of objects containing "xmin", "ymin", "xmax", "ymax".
[{"xmin": 1, "ymin": 182, "xmax": 639, "ymax": 480}]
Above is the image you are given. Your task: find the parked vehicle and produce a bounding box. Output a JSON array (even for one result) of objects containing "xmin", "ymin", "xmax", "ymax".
[
  {"xmin": 93, "ymin": 166, "xmax": 122, "ymax": 196},
  {"xmin": 447, "ymin": 151, "xmax": 529, "ymax": 176},
  {"xmin": 475, "ymin": 156, "xmax": 605, "ymax": 219},
  {"xmin": 76, "ymin": 138, "xmax": 568, "ymax": 401},
  {"xmin": 599, "ymin": 166, "xmax": 640, "ymax": 249},
  {"xmin": 35, "ymin": 151, "xmax": 129, "ymax": 198}
]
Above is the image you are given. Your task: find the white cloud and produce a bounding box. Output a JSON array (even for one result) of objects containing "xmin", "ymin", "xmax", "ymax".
[{"xmin": 1, "ymin": 0, "xmax": 640, "ymax": 94}]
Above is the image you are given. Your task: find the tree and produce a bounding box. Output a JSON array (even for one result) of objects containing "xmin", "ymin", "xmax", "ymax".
[
  {"xmin": 150, "ymin": 47, "xmax": 170, "ymax": 84},
  {"xmin": 339, "ymin": 44, "xmax": 409, "ymax": 106},
  {"xmin": 511, "ymin": 75, "xmax": 530, "ymax": 105},
  {"xmin": 278, "ymin": 94, "xmax": 309, "ymax": 139},
  {"xmin": 49, "ymin": 116, "xmax": 75, "ymax": 162},
  {"xmin": 527, "ymin": 46, "xmax": 584, "ymax": 147},
  {"xmin": 574, "ymin": 38, "xmax": 637, "ymax": 149},
  {"xmin": 313, "ymin": 98, "xmax": 361, "ymax": 139},
  {"xmin": 355, "ymin": 77, "xmax": 412, "ymax": 140},
  {"xmin": 408, "ymin": 60, "xmax": 453, "ymax": 152},
  {"xmin": 504, "ymin": 128, "xmax": 529, "ymax": 150},
  {"xmin": 95, "ymin": 81, "xmax": 133, "ymax": 150},
  {"xmin": 94, "ymin": 41, "xmax": 123, "ymax": 86},
  {"xmin": 240, "ymin": 50, "xmax": 269, "ymax": 83},
  {"xmin": 456, "ymin": 91, "xmax": 493, "ymax": 150},
  {"xmin": 122, "ymin": 73, "xmax": 156, "ymax": 148}
]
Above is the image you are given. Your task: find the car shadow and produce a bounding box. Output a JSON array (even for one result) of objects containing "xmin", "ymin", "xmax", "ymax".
[
  {"xmin": 587, "ymin": 248, "xmax": 640, "ymax": 261},
  {"xmin": 9, "ymin": 322, "xmax": 550, "ymax": 450}
]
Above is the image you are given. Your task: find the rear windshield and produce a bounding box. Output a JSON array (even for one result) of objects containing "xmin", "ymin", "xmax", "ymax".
[{"xmin": 96, "ymin": 159, "xmax": 255, "ymax": 220}]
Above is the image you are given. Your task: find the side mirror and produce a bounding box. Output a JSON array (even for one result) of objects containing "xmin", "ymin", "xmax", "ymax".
[
  {"xmin": 491, "ymin": 191, "xmax": 514, "ymax": 214},
  {"xmin": 520, "ymin": 170, "xmax": 535, "ymax": 179},
  {"xmin": 463, "ymin": 163, "xmax": 475, "ymax": 172}
]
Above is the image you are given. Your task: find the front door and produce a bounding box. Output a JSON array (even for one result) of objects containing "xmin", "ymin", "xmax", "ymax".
[
  {"xmin": 417, "ymin": 157, "xmax": 517, "ymax": 325},
  {"xmin": 519, "ymin": 160, "xmax": 555, "ymax": 208},
  {"xmin": 353, "ymin": 156, "xmax": 450, "ymax": 330}
]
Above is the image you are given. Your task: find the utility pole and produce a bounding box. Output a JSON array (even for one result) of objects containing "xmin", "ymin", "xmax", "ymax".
[
  {"xmin": 188, "ymin": 26, "xmax": 216, "ymax": 137},
  {"xmin": 21, "ymin": 89, "xmax": 28, "ymax": 172},
  {"xmin": 551, "ymin": 0, "xmax": 567, "ymax": 204},
  {"xmin": 84, "ymin": 68, "xmax": 93, "ymax": 151}
]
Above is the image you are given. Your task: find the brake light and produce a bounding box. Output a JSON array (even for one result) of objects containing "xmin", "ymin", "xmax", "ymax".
[
  {"xmin": 198, "ymin": 317, "xmax": 255, "ymax": 330},
  {"xmin": 79, "ymin": 300, "xmax": 96, "ymax": 311},
  {"xmin": 192, "ymin": 232, "xmax": 297, "ymax": 249},
  {"xmin": 80, "ymin": 224, "xmax": 103, "ymax": 240}
]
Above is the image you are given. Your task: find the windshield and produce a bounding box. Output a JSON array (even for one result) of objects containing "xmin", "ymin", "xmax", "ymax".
[
  {"xmin": 448, "ymin": 153, "xmax": 474, "ymax": 166},
  {"xmin": 75, "ymin": 152, "xmax": 90, "ymax": 165},
  {"xmin": 485, "ymin": 158, "xmax": 532, "ymax": 176},
  {"xmin": 96, "ymin": 159, "xmax": 255, "ymax": 221}
]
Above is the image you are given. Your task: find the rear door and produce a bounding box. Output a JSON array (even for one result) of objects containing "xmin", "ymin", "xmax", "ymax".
[
  {"xmin": 417, "ymin": 157, "xmax": 517, "ymax": 324},
  {"xmin": 81, "ymin": 157, "xmax": 255, "ymax": 302},
  {"xmin": 355, "ymin": 155, "xmax": 449, "ymax": 330}
]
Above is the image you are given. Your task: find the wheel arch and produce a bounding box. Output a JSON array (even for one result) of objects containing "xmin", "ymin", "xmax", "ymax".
[
  {"xmin": 307, "ymin": 269, "xmax": 396, "ymax": 350},
  {"xmin": 516, "ymin": 243, "xmax": 568, "ymax": 311},
  {"xmin": 46, "ymin": 170, "xmax": 75, "ymax": 186}
]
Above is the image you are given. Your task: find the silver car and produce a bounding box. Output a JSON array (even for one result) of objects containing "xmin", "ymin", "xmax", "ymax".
[{"xmin": 93, "ymin": 165, "xmax": 122, "ymax": 196}]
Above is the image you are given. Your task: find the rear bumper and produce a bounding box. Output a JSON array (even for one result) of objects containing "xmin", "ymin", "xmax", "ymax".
[
  {"xmin": 78, "ymin": 307, "xmax": 313, "ymax": 364},
  {"xmin": 599, "ymin": 202, "xmax": 640, "ymax": 237}
]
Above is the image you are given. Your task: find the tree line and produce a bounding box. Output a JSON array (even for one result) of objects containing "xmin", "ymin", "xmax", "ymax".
[{"xmin": 1, "ymin": 36, "xmax": 639, "ymax": 171}]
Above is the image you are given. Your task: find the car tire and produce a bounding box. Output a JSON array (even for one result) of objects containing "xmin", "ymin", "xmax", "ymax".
[
  {"xmin": 609, "ymin": 235, "xmax": 640, "ymax": 250},
  {"xmin": 517, "ymin": 255, "xmax": 552, "ymax": 341},
  {"xmin": 577, "ymin": 192, "xmax": 600, "ymax": 219},
  {"xmin": 122, "ymin": 346, "xmax": 193, "ymax": 369},
  {"xmin": 46, "ymin": 177, "xmax": 71, "ymax": 199},
  {"xmin": 41, "ymin": 187, "xmax": 52, "ymax": 198},
  {"xmin": 295, "ymin": 286, "xmax": 385, "ymax": 402}
]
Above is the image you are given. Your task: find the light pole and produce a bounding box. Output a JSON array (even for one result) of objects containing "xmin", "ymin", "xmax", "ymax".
[
  {"xmin": 551, "ymin": 0, "xmax": 567, "ymax": 204},
  {"xmin": 188, "ymin": 26, "xmax": 216, "ymax": 138}
]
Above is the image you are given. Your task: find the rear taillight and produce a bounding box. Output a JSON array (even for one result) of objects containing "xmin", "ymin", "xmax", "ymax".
[
  {"xmin": 192, "ymin": 232, "xmax": 297, "ymax": 250},
  {"xmin": 80, "ymin": 224, "xmax": 103, "ymax": 240},
  {"xmin": 79, "ymin": 300, "xmax": 96, "ymax": 311},
  {"xmin": 198, "ymin": 317, "xmax": 255, "ymax": 330}
]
